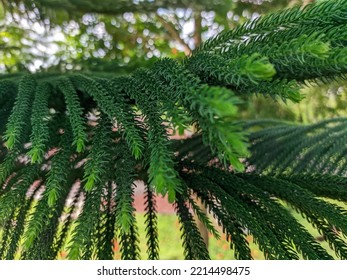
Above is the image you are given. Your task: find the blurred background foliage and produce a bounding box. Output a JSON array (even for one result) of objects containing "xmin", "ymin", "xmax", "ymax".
[
  {"xmin": 0, "ymin": 0, "xmax": 296, "ymax": 72},
  {"xmin": 1, "ymin": 0, "xmax": 344, "ymax": 123}
]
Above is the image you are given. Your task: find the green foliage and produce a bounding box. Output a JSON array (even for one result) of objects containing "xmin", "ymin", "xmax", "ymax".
[
  {"xmin": 181, "ymin": 164, "xmax": 341, "ymax": 260},
  {"xmin": 1, "ymin": 0, "xmax": 347, "ymax": 260},
  {"xmin": 3, "ymin": 75, "xmax": 36, "ymax": 149},
  {"xmin": 174, "ymin": 192, "xmax": 210, "ymax": 260},
  {"xmin": 71, "ymin": 74, "xmax": 145, "ymax": 159},
  {"xmin": 23, "ymin": 131, "xmax": 74, "ymax": 259},
  {"xmin": 44, "ymin": 128, "xmax": 73, "ymax": 207},
  {"xmin": 82, "ymin": 117, "xmax": 112, "ymax": 192},
  {"xmin": 113, "ymin": 145, "xmax": 140, "ymax": 260},
  {"xmin": 196, "ymin": 0, "xmax": 347, "ymax": 84},
  {"xmin": 247, "ymin": 117, "xmax": 347, "ymax": 175},
  {"xmin": 58, "ymin": 78, "xmax": 87, "ymax": 153},
  {"xmin": 27, "ymin": 83, "xmax": 50, "ymax": 163},
  {"xmin": 144, "ymin": 185, "xmax": 159, "ymax": 260}
]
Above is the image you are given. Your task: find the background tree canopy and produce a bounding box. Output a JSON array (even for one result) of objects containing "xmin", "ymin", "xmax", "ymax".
[{"xmin": 1, "ymin": 0, "xmax": 347, "ymax": 260}]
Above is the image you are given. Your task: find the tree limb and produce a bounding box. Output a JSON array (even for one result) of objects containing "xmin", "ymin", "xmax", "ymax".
[{"xmin": 155, "ymin": 13, "xmax": 192, "ymax": 56}]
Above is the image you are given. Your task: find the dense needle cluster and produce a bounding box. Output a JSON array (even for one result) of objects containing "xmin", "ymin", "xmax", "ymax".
[{"xmin": 1, "ymin": 0, "xmax": 347, "ymax": 260}]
